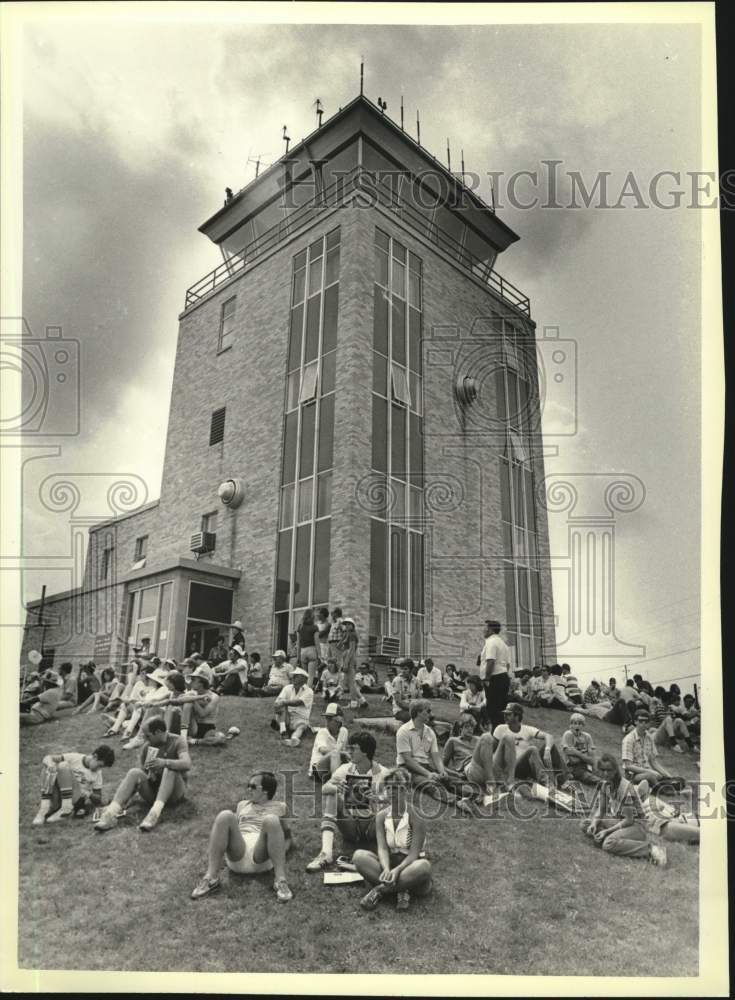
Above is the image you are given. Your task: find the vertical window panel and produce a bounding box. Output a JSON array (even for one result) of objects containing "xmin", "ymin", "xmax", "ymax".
[
  {"xmin": 288, "ymin": 305, "xmax": 304, "ymax": 371},
  {"xmin": 375, "ymin": 246, "xmax": 389, "ymax": 286},
  {"xmin": 292, "ymin": 266, "xmax": 306, "ymax": 306},
  {"xmin": 390, "ymin": 527, "xmax": 407, "ymax": 610},
  {"xmin": 518, "ymin": 569, "xmax": 530, "ymax": 630},
  {"xmin": 321, "ymin": 350, "xmax": 336, "ymax": 395},
  {"xmin": 293, "ymin": 524, "xmax": 312, "ymax": 607},
  {"xmin": 373, "ymin": 285, "xmax": 389, "ymax": 354},
  {"xmin": 372, "ymin": 395, "xmax": 388, "ymax": 472},
  {"xmin": 504, "ymin": 562, "xmax": 517, "ymax": 631},
  {"xmin": 312, "ymin": 519, "xmax": 331, "ymax": 605},
  {"xmin": 317, "ymin": 394, "xmax": 334, "ymax": 472},
  {"xmin": 373, "ymin": 352, "xmax": 388, "ymax": 396},
  {"xmin": 500, "ymin": 458, "xmax": 511, "ymax": 521},
  {"xmin": 308, "ymin": 254, "xmax": 322, "ymax": 295},
  {"xmin": 322, "ymin": 285, "xmax": 339, "ymax": 353},
  {"xmin": 410, "ymin": 532, "xmax": 424, "ymax": 613},
  {"xmin": 299, "ymin": 402, "xmax": 316, "ymax": 478},
  {"xmin": 391, "ymin": 298, "xmax": 406, "ymax": 366},
  {"xmin": 275, "ymin": 530, "xmax": 292, "ymax": 611},
  {"xmin": 299, "ymin": 361, "xmax": 319, "ymax": 403},
  {"xmin": 409, "ymin": 412, "xmax": 423, "ymax": 478},
  {"xmin": 282, "ymin": 411, "xmax": 298, "ymax": 484},
  {"xmin": 305, "ymin": 293, "xmax": 321, "ymax": 363},
  {"xmin": 316, "ymin": 471, "xmax": 332, "ymax": 518},
  {"xmin": 512, "ymin": 462, "xmax": 525, "ymax": 525},
  {"xmin": 325, "ymin": 247, "xmax": 340, "ymax": 285},
  {"xmin": 280, "ymin": 483, "xmax": 294, "ymax": 528},
  {"xmin": 392, "ymin": 258, "xmax": 406, "ymax": 298},
  {"xmin": 297, "ymin": 477, "xmax": 313, "ymax": 523},
  {"xmin": 286, "ymin": 370, "xmax": 300, "ymax": 410},
  {"xmin": 370, "ymin": 519, "xmax": 387, "ymax": 605},
  {"xmin": 496, "ymin": 369, "xmax": 507, "ymax": 421},
  {"xmin": 391, "ymin": 403, "xmax": 406, "ymax": 478},
  {"xmin": 408, "ymin": 307, "xmax": 422, "ymax": 373}
]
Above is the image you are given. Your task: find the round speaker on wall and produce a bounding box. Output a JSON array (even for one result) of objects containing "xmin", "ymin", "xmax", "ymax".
[
  {"xmin": 454, "ymin": 374, "xmax": 478, "ymax": 406},
  {"xmin": 218, "ymin": 478, "xmax": 244, "ymax": 509}
]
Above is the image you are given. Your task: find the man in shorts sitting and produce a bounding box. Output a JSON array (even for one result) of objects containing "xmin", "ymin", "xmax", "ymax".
[
  {"xmin": 94, "ymin": 717, "xmax": 191, "ymax": 832},
  {"xmin": 306, "ymin": 731, "xmax": 390, "ymax": 871},
  {"xmin": 190, "ymin": 770, "xmax": 294, "ymax": 903},
  {"xmin": 272, "ymin": 666, "xmax": 314, "ymax": 746},
  {"xmin": 178, "ymin": 670, "xmax": 225, "ymax": 746},
  {"xmin": 20, "ymin": 670, "xmax": 63, "ymax": 726},
  {"xmin": 33, "ymin": 744, "xmax": 115, "ymax": 825}
]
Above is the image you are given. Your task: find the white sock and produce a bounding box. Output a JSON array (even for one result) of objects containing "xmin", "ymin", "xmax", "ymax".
[
  {"xmin": 59, "ymin": 798, "xmax": 73, "ymax": 814},
  {"xmin": 181, "ymin": 727, "xmax": 188, "ymax": 737},
  {"xmin": 279, "ymin": 722, "xmax": 287, "ymax": 733},
  {"xmin": 149, "ymin": 800, "xmax": 164, "ymax": 818},
  {"xmin": 322, "ymin": 830, "xmax": 334, "ymax": 857},
  {"xmin": 36, "ymin": 799, "xmax": 52, "ymax": 817},
  {"xmin": 106, "ymin": 801, "xmax": 123, "ymax": 817}
]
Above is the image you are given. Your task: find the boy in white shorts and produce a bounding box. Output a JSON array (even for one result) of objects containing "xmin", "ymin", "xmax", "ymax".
[{"xmin": 191, "ymin": 770, "xmax": 294, "ymax": 903}]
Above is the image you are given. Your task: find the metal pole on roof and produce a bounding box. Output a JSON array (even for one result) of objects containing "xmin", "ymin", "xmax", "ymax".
[
  {"xmin": 400, "ymin": 96, "xmax": 404, "ymax": 130},
  {"xmin": 447, "ymin": 138, "xmax": 451, "ymax": 172},
  {"xmin": 416, "ymin": 110, "xmax": 421, "ymax": 145},
  {"xmin": 360, "ymin": 59, "xmax": 364, "ymax": 95}
]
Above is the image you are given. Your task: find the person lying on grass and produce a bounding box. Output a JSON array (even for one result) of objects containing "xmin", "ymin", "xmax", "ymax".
[
  {"xmin": 491, "ymin": 702, "xmax": 571, "ymax": 791},
  {"xmin": 441, "ymin": 711, "xmax": 515, "ymax": 808},
  {"xmin": 309, "ymin": 703, "xmax": 349, "ymax": 782},
  {"xmin": 95, "ymin": 716, "xmax": 191, "ymax": 833},
  {"xmin": 307, "ymin": 730, "xmax": 390, "ymax": 871},
  {"xmin": 33, "ymin": 744, "xmax": 115, "ymax": 825},
  {"xmin": 581, "ymin": 753, "xmax": 667, "ymax": 865},
  {"xmin": 271, "ymin": 666, "xmax": 314, "ymax": 747},
  {"xmin": 20, "ymin": 670, "xmax": 64, "ymax": 726},
  {"xmin": 353, "ymin": 768, "xmax": 433, "ymax": 912},
  {"xmin": 191, "ymin": 770, "xmax": 294, "ymax": 903},
  {"xmin": 561, "ymin": 713, "xmax": 601, "ymax": 786},
  {"xmin": 621, "ymin": 708, "xmax": 686, "ymax": 792}
]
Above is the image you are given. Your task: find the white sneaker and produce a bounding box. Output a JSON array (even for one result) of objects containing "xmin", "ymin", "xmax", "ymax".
[
  {"xmin": 306, "ymin": 851, "xmax": 332, "ymax": 872},
  {"xmin": 32, "ymin": 808, "xmax": 49, "ymax": 826},
  {"xmin": 672, "ymin": 746, "xmax": 685, "ymax": 754},
  {"xmin": 46, "ymin": 807, "xmax": 73, "ymax": 823},
  {"xmin": 650, "ymin": 843, "xmax": 668, "ymax": 867}
]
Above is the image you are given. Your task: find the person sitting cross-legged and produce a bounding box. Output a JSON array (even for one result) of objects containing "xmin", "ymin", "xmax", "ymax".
[
  {"xmin": 309, "ymin": 703, "xmax": 349, "ymax": 782},
  {"xmin": 272, "ymin": 666, "xmax": 314, "ymax": 746},
  {"xmin": 581, "ymin": 753, "xmax": 667, "ymax": 865},
  {"xmin": 416, "ymin": 659, "xmax": 444, "ymax": 699},
  {"xmin": 491, "ymin": 702, "xmax": 571, "ymax": 791},
  {"xmin": 621, "ymin": 708, "xmax": 686, "ymax": 792},
  {"xmin": 190, "ymin": 770, "xmax": 294, "ymax": 904},
  {"xmin": 94, "ymin": 717, "xmax": 191, "ymax": 833},
  {"xmin": 33, "ymin": 744, "xmax": 115, "ymax": 825},
  {"xmin": 307, "ymin": 731, "xmax": 390, "ymax": 871},
  {"xmin": 212, "ymin": 646, "xmax": 249, "ymax": 696},
  {"xmin": 353, "ymin": 768, "xmax": 433, "ymax": 912}
]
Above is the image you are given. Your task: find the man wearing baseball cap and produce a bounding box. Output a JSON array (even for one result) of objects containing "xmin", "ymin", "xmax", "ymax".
[
  {"xmin": 309, "ymin": 703, "xmax": 349, "ymax": 781},
  {"xmin": 272, "ymin": 667, "xmax": 313, "ymax": 746}
]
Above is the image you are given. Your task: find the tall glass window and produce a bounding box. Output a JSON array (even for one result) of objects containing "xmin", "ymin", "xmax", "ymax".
[
  {"xmin": 497, "ymin": 320, "xmax": 544, "ymax": 668},
  {"xmin": 274, "ymin": 227, "xmax": 340, "ymax": 651},
  {"xmin": 369, "ymin": 227, "xmax": 425, "ymax": 656}
]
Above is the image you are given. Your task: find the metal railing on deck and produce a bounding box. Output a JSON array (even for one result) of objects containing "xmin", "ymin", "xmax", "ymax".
[{"xmin": 184, "ymin": 166, "xmax": 530, "ymax": 316}]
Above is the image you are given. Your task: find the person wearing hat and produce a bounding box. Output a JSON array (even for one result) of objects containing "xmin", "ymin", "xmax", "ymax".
[
  {"xmin": 120, "ymin": 666, "xmax": 173, "ymax": 749},
  {"xmin": 212, "ymin": 646, "xmax": 249, "ymax": 696},
  {"xmin": 95, "ymin": 716, "xmax": 192, "ymax": 833},
  {"xmin": 307, "ymin": 731, "xmax": 390, "ymax": 872},
  {"xmin": 103, "ymin": 663, "xmax": 148, "ymax": 736},
  {"xmin": 261, "ymin": 650, "xmax": 292, "ymax": 697},
  {"xmin": 231, "ymin": 620, "xmax": 246, "ymax": 650},
  {"xmin": 309, "ymin": 703, "xmax": 349, "ymax": 781},
  {"xmin": 20, "ymin": 670, "xmax": 63, "ymax": 726},
  {"xmin": 621, "ymin": 708, "xmax": 686, "ymax": 791},
  {"xmin": 189, "ymin": 654, "xmax": 214, "ymax": 686},
  {"xmin": 177, "ymin": 671, "xmax": 226, "ymax": 746},
  {"xmin": 272, "ymin": 666, "xmax": 313, "ymax": 746}
]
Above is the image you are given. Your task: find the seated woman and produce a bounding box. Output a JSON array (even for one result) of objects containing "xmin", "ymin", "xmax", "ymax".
[
  {"xmin": 442, "ymin": 712, "xmax": 510, "ymax": 808},
  {"xmin": 243, "ymin": 652, "xmax": 265, "ymax": 695},
  {"xmin": 74, "ymin": 667, "xmax": 119, "ymax": 715},
  {"xmin": 581, "ymin": 753, "xmax": 667, "ymax": 865},
  {"xmin": 76, "ymin": 662, "xmax": 100, "ymax": 708},
  {"xmin": 458, "ymin": 675, "xmax": 486, "ymax": 728},
  {"xmin": 353, "ymin": 768, "xmax": 433, "ymax": 912},
  {"xmin": 443, "ymin": 663, "xmax": 466, "ymax": 696}
]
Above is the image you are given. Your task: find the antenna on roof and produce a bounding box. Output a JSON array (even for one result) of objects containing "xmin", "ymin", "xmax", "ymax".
[
  {"xmin": 400, "ymin": 96, "xmax": 404, "ymax": 130},
  {"xmin": 489, "ymin": 174, "xmax": 496, "ymax": 211},
  {"xmin": 315, "ymin": 98, "xmax": 324, "ymax": 128},
  {"xmin": 377, "ymin": 97, "xmax": 387, "ymax": 114},
  {"xmin": 247, "ymin": 154, "xmax": 267, "ymax": 179},
  {"xmin": 447, "ymin": 138, "xmax": 451, "ymax": 172},
  {"xmin": 461, "ymin": 149, "xmax": 465, "ymax": 176},
  {"xmin": 282, "ymin": 125, "xmax": 290, "ymax": 154},
  {"xmin": 416, "ymin": 109, "xmax": 421, "ymax": 145},
  {"xmin": 360, "ymin": 58, "xmax": 364, "ymax": 95}
]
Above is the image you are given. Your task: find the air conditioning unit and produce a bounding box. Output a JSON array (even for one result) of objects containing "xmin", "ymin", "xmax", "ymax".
[{"xmin": 190, "ymin": 531, "xmax": 216, "ymax": 554}]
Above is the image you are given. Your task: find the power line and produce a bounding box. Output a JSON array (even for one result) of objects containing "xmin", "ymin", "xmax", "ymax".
[
  {"xmin": 630, "ymin": 592, "xmax": 699, "ymax": 618},
  {"xmin": 570, "ymin": 645, "xmax": 700, "ymax": 680}
]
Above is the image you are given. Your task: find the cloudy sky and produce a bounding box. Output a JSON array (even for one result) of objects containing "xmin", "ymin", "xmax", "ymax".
[{"xmin": 10, "ymin": 6, "xmax": 716, "ymax": 689}]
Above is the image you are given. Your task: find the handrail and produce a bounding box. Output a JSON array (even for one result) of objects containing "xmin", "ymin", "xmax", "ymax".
[{"xmin": 184, "ymin": 166, "xmax": 530, "ymax": 316}]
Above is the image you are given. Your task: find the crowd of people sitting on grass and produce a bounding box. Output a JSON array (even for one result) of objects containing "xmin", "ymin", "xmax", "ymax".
[{"xmin": 20, "ymin": 611, "xmax": 701, "ymax": 911}]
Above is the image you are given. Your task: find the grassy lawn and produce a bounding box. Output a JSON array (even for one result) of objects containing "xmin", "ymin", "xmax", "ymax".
[{"xmin": 18, "ymin": 696, "xmax": 699, "ymax": 975}]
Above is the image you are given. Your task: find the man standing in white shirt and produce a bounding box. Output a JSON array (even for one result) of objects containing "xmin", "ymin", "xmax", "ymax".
[
  {"xmin": 480, "ymin": 620, "xmax": 511, "ymax": 730},
  {"xmin": 272, "ymin": 667, "xmax": 314, "ymax": 746}
]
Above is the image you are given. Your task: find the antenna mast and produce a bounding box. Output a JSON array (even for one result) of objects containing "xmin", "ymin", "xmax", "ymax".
[
  {"xmin": 416, "ymin": 109, "xmax": 421, "ymax": 145},
  {"xmin": 282, "ymin": 125, "xmax": 290, "ymax": 155}
]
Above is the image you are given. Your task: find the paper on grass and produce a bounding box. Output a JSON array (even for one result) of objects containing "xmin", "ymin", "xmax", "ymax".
[{"xmin": 323, "ymin": 871, "xmax": 364, "ymax": 885}]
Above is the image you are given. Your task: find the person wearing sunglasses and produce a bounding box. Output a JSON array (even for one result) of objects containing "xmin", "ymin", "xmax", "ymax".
[{"xmin": 191, "ymin": 770, "xmax": 294, "ymax": 903}]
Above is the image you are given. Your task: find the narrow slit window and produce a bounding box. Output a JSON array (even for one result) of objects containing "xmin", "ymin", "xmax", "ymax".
[
  {"xmin": 219, "ymin": 298, "xmax": 236, "ymax": 351},
  {"xmin": 209, "ymin": 407, "xmax": 226, "ymax": 445}
]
